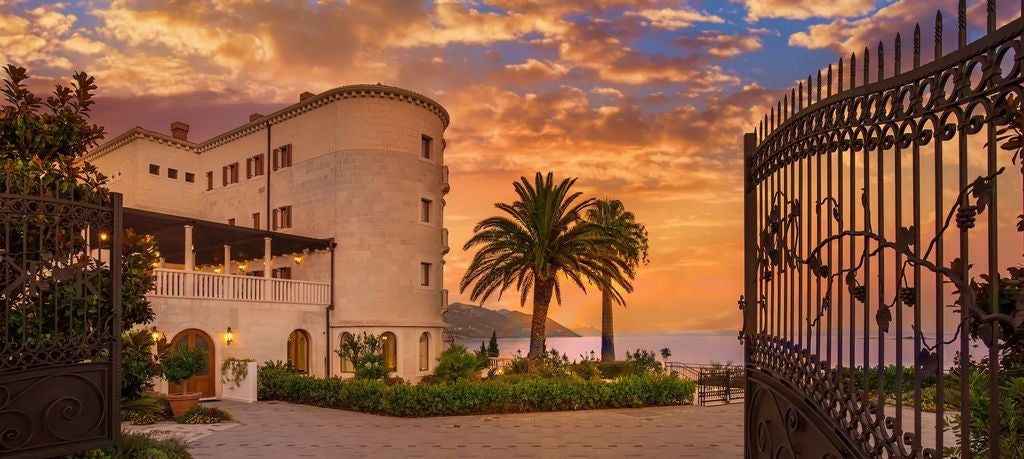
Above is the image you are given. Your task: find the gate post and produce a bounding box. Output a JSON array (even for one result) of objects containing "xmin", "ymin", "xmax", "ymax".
[{"xmin": 742, "ymin": 132, "xmax": 757, "ymax": 458}]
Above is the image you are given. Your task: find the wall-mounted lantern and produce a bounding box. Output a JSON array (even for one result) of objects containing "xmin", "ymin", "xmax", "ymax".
[
  {"xmin": 150, "ymin": 330, "xmax": 163, "ymax": 343},
  {"xmin": 226, "ymin": 327, "xmax": 234, "ymax": 346}
]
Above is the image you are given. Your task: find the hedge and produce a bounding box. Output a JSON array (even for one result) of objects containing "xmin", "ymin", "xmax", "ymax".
[{"xmin": 258, "ymin": 365, "xmax": 695, "ymax": 417}]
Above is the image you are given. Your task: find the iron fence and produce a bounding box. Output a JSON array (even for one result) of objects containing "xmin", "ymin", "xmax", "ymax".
[{"xmin": 666, "ymin": 362, "xmax": 745, "ymax": 406}]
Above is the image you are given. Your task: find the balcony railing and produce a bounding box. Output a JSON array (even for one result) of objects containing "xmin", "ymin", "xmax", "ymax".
[{"xmin": 150, "ymin": 268, "xmax": 330, "ymax": 306}]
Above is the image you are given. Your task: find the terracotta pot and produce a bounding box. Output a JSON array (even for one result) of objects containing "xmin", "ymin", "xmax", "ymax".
[{"xmin": 166, "ymin": 392, "xmax": 201, "ymax": 417}]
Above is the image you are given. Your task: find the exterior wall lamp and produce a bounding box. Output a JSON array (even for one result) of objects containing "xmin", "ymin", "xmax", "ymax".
[
  {"xmin": 150, "ymin": 329, "xmax": 163, "ymax": 343},
  {"xmin": 226, "ymin": 327, "xmax": 234, "ymax": 346}
]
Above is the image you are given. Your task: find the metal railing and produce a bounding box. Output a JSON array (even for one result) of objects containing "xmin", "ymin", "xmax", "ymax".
[{"xmin": 666, "ymin": 362, "xmax": 745, "ymax": 406}]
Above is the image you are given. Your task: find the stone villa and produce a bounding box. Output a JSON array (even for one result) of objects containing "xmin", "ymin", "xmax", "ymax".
[{"xmin": 85, "ymin": 84, "xmax": 451, "ymax": 396}]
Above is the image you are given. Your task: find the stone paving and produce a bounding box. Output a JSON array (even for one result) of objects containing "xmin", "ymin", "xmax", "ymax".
[{"xmin": 188, "ymin": 400, "xmax": 745, "ymax": 458}]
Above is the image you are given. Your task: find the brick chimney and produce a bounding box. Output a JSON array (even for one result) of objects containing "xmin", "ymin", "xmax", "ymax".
[
  {"xmin": 249, "ymin": 113, "xmax": 263, "ymax": 122},
  {"xmin": 299, "ymin": 91, "xmax": 315, "ymax": 102},
  {"xmin": 170, "ymin": 122, "xmax": 189, "ymax": 141}
]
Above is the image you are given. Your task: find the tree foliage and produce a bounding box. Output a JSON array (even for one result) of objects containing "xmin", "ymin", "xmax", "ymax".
[{"xmin": 460, "ymin": 172, "xmax": 634, "ymax": 357}]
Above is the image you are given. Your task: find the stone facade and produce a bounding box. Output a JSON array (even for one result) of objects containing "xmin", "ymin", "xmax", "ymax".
[{"xmin": 87, "ymin": 84, "xmax": 450, "ymax": 389}]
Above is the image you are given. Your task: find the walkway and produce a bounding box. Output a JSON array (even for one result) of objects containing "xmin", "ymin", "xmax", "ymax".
[{"xmin": 188, "ymin": 400, "xmax": 744, "ymax": 458}]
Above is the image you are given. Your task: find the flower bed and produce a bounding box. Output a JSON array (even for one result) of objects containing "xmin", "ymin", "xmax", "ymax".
[{"xmin": 258, "ymin": 365, "xmax": 694, "ymax": 417}]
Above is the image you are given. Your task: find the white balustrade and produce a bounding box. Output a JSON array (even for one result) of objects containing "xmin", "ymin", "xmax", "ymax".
[{"xmin": 149, "ymin": 268, "xmax": 330, "ymax": 306}]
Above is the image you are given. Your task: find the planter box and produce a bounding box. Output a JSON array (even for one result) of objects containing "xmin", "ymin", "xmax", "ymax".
[{"xmin": 221, "ymin": 361, "xmax": 258, "ymax": 403}]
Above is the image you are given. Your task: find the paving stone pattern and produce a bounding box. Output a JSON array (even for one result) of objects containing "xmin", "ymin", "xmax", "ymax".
[{"xmin": 189, "ymin": 400, "xmax": 744, "ymax": 458}]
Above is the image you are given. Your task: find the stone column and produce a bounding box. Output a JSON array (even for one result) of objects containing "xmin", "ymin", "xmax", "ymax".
[
  {"xmin": 184, "ymin": 224, "xmax": 194, "ymax": 296},
  {"xmin": 263, "ymin": 237, "xmax": 272, "ymax": 301},
  {"xmin": 223, "ymin": 245, "xmax": 232, "ymax": 275}
]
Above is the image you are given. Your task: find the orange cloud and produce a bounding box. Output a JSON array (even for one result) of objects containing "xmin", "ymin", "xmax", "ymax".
[{"xmin": 740, "ymin": 0, "xmax": 876, "ymax": 21}]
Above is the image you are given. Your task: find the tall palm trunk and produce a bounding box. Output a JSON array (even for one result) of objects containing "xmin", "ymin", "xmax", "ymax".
[
  {"xmin": 529, "ymin": 278, "xmax": 555, "ymax": 358},
  {"xmin": 600, "ymin": 285, "xmax": 615, "ymax": 361}
]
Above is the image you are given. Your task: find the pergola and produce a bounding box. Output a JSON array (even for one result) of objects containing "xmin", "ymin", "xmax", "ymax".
[{"xmin": 122, "ymin": 208, "xmax": 333, "ymax": 276}]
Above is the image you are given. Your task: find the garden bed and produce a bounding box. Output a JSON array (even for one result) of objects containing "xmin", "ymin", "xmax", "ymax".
[{"xmin": 258, "ymin": 367, "xmax": 695, "ymax": 417}]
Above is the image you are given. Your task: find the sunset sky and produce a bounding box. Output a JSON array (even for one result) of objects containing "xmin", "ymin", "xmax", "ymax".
[{"xmin": 3, "ymin": 0, "xmax": 1019, "ymax": 333}]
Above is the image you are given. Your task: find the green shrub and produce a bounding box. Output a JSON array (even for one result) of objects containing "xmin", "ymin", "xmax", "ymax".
[
  {"xmin": 597, "ymin": 361, "xmax": 630, "ymax": 379},
  {"xmin": 257, "ymin": 371, "xmax": 695, "ymax": 417},
  {"xmin": 504, "ymin": 356, "xmax": 531, "ymax": 375},
  {"xmin": 355, "ymin": 352, "xmax": 389, "ymax": 380},
  {"xmin": 945, "ymin": 372, "xmax": 1024, "ymax": 458},
  {"xmin": 570, "ymin": 359, "xmax": 602, "ymax": 381},
  {"xmin": 256, "ymin": 360, "xmax": 297, "ymax": 399},
  {"xmin": 842, "ymin": 365, "xmax": 936, "ymax": 398},
  {"xmin": 175, "ymin": 405, "xmax": 233, "ymax": 424},
  {"xmin": 336, "ymin": 332, "xmax": 390, "ymax": 380},
  {"xmin": 625, "ymin": 349, "xmax": 661, "ymax": 375},
  {"xmin": 434, "ymin": 344, "xmax": 485, "ymax": 383},
  {"xmin": 121, "ymin": 328, "xmax": 161, "ymax": 401},
  {"xmin": 122, "ymin": 394, "xmax": 172, "ymax": 425},
  {"xmin": 161, "ymin": 346, "xmax": 207, "ymax": 394},
  {"xmin": 68, "ymin": 431, "xmax": 191, "ymax": 458}
]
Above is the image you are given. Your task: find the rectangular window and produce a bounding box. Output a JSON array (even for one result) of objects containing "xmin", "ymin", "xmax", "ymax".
[
  {"xmin": 421, "ymin": 135, "xmax": 432, "ymax": 159},
  {"xmin": 223, "ymin": 163, "xmax": 239, "ymax": 186},
  {"xmin": 206, "ymin": 171, "xmax": 213, "ymax": 190},
  {"xmin": 167, "ymin": 168, "xmax": 178, "ymax": 179},
  {"xmin": 420, "ymin": 198, "xmax": 432, "ymax": 223},
  {"xmin": 227, "ymin": 218, "xmax": 235, "ymax": 226},
  {"xmin": 149, "ymin": 164, "xmax": 159, "ymax": 175},
  {"xmin": 273, "ymin": 205, "xmax": 292, "ymax": 229},
  {"xmin": 273, "ymin": 144, "xmax": 292, "ymax": 170},
  {"xmin": 246, "ymin": 154, "xmax": 264, "ymax": 179},
  {"xmin": 420, "ymin": 262, "xmax": 431, "ymax": 287},
  {"xmin": 185, "ymin": 172, "xmax": 195, "ymax": 183},
  {"xmin": 252, "ymin": 212, "xmax": 260, "ymax": 229},
  {"xmin": 273, "ymin": 267, "xmax": 292, "ymax": 279}
]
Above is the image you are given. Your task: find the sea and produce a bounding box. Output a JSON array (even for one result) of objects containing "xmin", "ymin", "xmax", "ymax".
[{"xmin": 457, "ymin": 331, "xmax": 985, "ymax": 367}]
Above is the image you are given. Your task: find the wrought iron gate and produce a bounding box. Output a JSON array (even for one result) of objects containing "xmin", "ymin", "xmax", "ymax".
[
  {"xmin": 742, "ymin": 1, "xmax": 1024, "ymax": 457},
  {"xmin": 0, "ymin": 189, "xmax": 123, "ymax": 458}
]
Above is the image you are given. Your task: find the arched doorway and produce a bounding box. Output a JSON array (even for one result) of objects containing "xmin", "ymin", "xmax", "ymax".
[
  {"xmin": 381, "ymin": 332, "xmax": 397, "ymax": 372},
  {"xmin": 418, "ymin": 332, "xmax": 430, "ymax": 371},
  {"xmin": 168, "ymin": 329, "xmax": 216, "ymax": 397},
  {"xmin": 287, "ymin": 329, "xmax": 311, "ymax": 374}
]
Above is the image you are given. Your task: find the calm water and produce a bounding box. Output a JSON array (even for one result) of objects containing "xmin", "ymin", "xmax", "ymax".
[
  {"xmin": 458, "ymin": 332, "xmax": 744, "ymax": 364},
  {"xmin": 458, "ymin": 332, "xmax": 984, "ymax": 367}
]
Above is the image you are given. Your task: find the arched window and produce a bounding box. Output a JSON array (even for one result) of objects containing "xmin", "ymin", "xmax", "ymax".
[
  {"xmin": 418, "ymin": 332, "xmax": 430, "ymax": 371},
  {"xmin": 381, "ymin": 332, "xmax": 397, "ymax": 372},
  {"xmin": 339, "ymin": 332, "xmax": 355, "ymax": 373},
  {"xmin": 287, "ymin": 329, "xmax": 310, "ymax": 374}
]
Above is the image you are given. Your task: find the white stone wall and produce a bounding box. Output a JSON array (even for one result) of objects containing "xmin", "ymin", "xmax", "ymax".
[
  {"xmin": 90, "ymin": 85, "xmax": 450, "ymax": 382},
  {"xmin": 150, "ymin": 297, "xmax": 327, "ymax": 398}
]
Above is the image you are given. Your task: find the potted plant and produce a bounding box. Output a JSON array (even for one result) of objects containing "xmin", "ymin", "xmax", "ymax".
[{"xmin": 161, "ymin": 346, "xmax": 208, "ymax": 416}]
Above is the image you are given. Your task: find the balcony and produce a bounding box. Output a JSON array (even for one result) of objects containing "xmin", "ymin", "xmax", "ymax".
[{"xmin": 151, "ymin": 269, "xmax": 331, "ymax": 305}]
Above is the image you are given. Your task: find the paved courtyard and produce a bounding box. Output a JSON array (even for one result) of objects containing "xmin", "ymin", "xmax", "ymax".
[{"xmin": 186, "ymin": 400, "xmax": 744, "ymax": 458}]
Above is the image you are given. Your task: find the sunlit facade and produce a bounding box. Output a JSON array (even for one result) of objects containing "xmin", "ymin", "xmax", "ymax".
[{"xmin": 85, "ymin": 84, "xmax": 451, "ymax": 395}]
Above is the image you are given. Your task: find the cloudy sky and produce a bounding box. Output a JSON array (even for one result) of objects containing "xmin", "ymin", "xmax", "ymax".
[{"xmin": 3, "ymin": 0, "xmax": 1018, "ymax": 333}]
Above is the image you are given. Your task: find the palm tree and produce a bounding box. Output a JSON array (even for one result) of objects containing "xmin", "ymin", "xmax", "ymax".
[
  {"xmin": 460, "ymin": 172, "xmax": 634, "ymax": 357},
  {"xmin": 584, "ymin": 199, "xmax": 649, "ymax": 362}
]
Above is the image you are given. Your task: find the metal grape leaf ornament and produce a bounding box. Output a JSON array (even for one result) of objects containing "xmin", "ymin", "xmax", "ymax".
[
  {"xmin": 916, "ymin": 348, "xmax": 938, "ymax": 379},
  {"xmin": 970, "ymin": 174, "xmax": 994, "ymax": 214},
  {"xmin": 876, "ymin": 307, "xmax": 892, "ymax": 333},
  {"xmin": 895, "ymin": 226, "xmax": 916, "ymax": 255}
]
